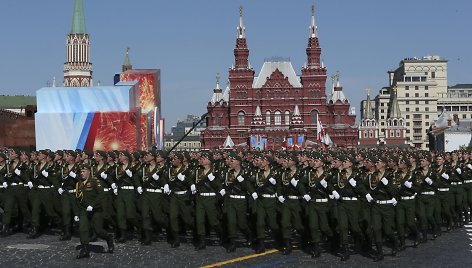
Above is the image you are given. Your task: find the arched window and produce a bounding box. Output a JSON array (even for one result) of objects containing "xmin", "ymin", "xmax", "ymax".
[
  {"xmin": 274, "ymin": 111, "xmax": 281, "ymax": 125},
  {"xmin": 238, "ymin": 111, "xmax": 245, "ymax": 126},
  {"xmin": 396, "ymin": 130, "xmax": 401, "ymax": 137},
  {"xmin": 266, "ymin": 111, "xmax": 271, "ymax": 125},
  {"xmin": 364, "ymin": 131, "xmax": 368, "ymax": 138},
  {"xmin": 285, "ymin": 111, "xmax": 290, "ymax": 125},
  {"xmin": 311, "ymin": 110, "xmax": 318, "ymax": 124},
  {"xmin": 369, "ymin": 130, "xmax": 374, "ymax": 138}
]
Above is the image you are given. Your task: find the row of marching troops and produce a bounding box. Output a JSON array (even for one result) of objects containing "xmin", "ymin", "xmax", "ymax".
[{"xmin": 0, "ymin": 147, "xmax": 471, "ymax": 261}]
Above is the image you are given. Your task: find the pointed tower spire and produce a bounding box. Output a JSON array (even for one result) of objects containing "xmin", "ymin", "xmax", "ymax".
[
  {"xmin": 237, "ymin": 5, "xmax": 245, "ymax": 38},
  {"xmin": 329, "ymin": 71, "xmax": 347, "ymax": 103},
  {"xmin": 210, "ymin": 73, "xmax": 223, "ymax": 105},
  {"xmin": 290, "ymin": 105, "xmax": 304, "ymax": 128},
  {"xmin": 70, "ymin": 0, "xmax": 87, "ymax": 34},
  {"xmin": 222, "ymin": 79, "xmax": 230, "ymax": 103},
  {"xmin": 389, "ymin": 86, "xmax": 402, "ymax": 118},
  {"xmin": 309, "ymin": 4, "xmax": 318, "ymax": 38},
  {"xmin": 233, "ymin": 5, "xmax": 249, "ymax": 70},
  {"xmin": 364, "ymin": 88, "xmax": 374, "ymax": 119},
  {"xmin": 122, "ymin": 47, "xmax": 132, "ymax": 72},
  {"xmin": 252, "ymin": 105, "xmax": 265, "ymax": 128}
]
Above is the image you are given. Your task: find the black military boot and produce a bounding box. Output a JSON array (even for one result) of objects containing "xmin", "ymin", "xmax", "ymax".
[
  {"xmin": 399, "ymin": 237, "xmax": 406, "ymax": 251},
  {"xmin": 27, "ymin": 226, "xmax": 39, "ymax": 239},
  {"xmin": 60, "ymin": 226, "xmax": 71, "ymax": 241},
  {"xmin": 243, "ymin": 230, "xmax": 253, "ymax": 247},
  {"xmin": 255, "ymin": 239, "xmax": 265, "ymax": 254},
  {"xmin": 106, "ymin": 235, "xmax": 115, "ymax": 253},
  {"xmin": 117, "ymin": 229, "xmax": 127, "ymax": 243},
  {"xmin": 2, "ymin": 224, "xmax": 12, "ymax": 237},
  {"xmin": 311, "ymin": 242, "xmax": 321, "ymax": 258},
  {"xmin": 170, "ymin": 232, "xmax": 180, "ymax": 248},
  {"xmin": 373, "ymin": 243, "xmax": 384, "ymax": 262},
  {"xmin": 391, "ymin": 238, "xmax": 399, "ymax": 256},
  {"xmin": 214, "ymin": 225, "xmax": 224, "ymax": 246},
  {"xmin": 282, "ymin": 239, "xmax": 292, "ymax": 255},
  {"xmin": 141, "ymin": 229, "xmax": 152, "ymax": 245},
  {"xmin": 76, "ymin": 244, "xmax": 90, "ymax": 259},
  {"xmin": 194, "ymin": 236, "xmax": 206, "ymax": 250},
  {"xmin": 421, "ymin": 230, "xmax": 428, "ymax": 243},
  {"xmin": 340, "ymin": 244, "xmax": 350, "ymax": 261},
  {"xmin": 226, "ymin": 238, "xmax": 236, "ymax": 253}
]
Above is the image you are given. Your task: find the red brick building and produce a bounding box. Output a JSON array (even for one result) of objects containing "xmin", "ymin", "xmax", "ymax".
[{"xmin": 201, "ymin": 6, "xmax": 357, "ymax": 149}]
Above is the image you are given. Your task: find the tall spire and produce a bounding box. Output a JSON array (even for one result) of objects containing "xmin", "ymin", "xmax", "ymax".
[
  {"xmin": 364, "ymin": 88, "xmax": 374, "ymax": 119},
  {"xmin": 237, "ymin": 5, "xmax": 245, "ymax": 38},
  {"xmin": 389, "ymin": 86, "xmax": 402, "ymax": 118},
  {"xmin": 210, "ymin": 73, "xmax": 223, "ymax": 105},
  {"xmin": 251, "ymin": 105, "xmax": 265, "ymax": 128},
  {"xmin": 70, "ymin": 0, "xmax": 87, "ymax": 34},
  {"xmin": 122, "ymin": 47, "xmax": 132, "ymax": 72},
  {"xmin": 309, "ymin": 4, "xmax": 318, "ymax": 38}
]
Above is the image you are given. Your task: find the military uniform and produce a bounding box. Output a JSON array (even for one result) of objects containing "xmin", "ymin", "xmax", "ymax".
[{"xmin": 57, "ymin": 161, "xmax": 80, "ymax": 240}]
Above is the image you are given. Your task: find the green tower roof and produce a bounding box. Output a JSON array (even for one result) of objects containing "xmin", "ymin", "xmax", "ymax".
[{"xmin": 70, "ymin": 0, "xmax": 87, "ymax": 34}]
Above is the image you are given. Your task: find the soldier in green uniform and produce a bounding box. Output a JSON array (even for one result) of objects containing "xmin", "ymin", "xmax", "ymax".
[
  {"xmin": 193, "ymin": 151, "xmax": 223, "ymax": 250},
  {"xmin": 433, "ymin": 154, "xmax": 453, "ymax": 231},
  {"xmin": 28, "ymin": 150, "xmax": 61, "ymax": 239},
  {"xmin": 252, "ymin": 154, "xmax": 280, "ymax": 254},
  {"xmin": 222, "ymin": 152, "xmax": 256, "ymax": 252},
  {"xmin": 1, "ymin": 149, "xmax": 32, "ymax": 236},
  {"xmin": 0, "ymin": 152, "xmax": 9, "ymax": 231},
  {"xmin": 367, "ymin": 156, "xmax": 398, "ymax": 262},
  {"xmin": 76, "ymin": 164, "xmax": 114, "ymax": 259},
  {"xmin": 140, "ymin": 150, "xmax": 169, "ymax": 245},
  {"xmin": 93, "ymin": 150, "xmax": 116, "ymax": 231},
  {"xmin": 449, "ymin": 151, "xmax": 465, "ymax": 227},
  {"xmin": 57, "ymin": 150, "xmax": 80, "ymax": 241},
  {"xmin": 463, "ymin": 152, "xmax": 472, "ymax": 223},
  {"xmin": 167, "ymin": 152, "xmax": 194, "ymax": 248},
  {"xmin": 114, "ymin": 151, "xmax": 141, "ymax": 243}
]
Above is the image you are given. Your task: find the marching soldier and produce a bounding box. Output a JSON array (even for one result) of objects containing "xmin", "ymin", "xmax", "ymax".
[
  {"xmin": 93, "ymin": 150, "xmax": 116, "ymax": 231},
  {"xmin": 76, "ymin": 164, "xmax": 114, "ymax": 259}
]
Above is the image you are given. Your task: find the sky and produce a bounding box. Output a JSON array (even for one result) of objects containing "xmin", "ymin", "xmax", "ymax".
[{"xmin": 0, "ymin": 0, "xmax": 471, "ymax": 132}]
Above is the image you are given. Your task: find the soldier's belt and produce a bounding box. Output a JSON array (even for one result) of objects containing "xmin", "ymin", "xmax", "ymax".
[
  {"xmin": 229, "ymin": 194, "xmax": 246, "ymax": 199},
  {"xmin": 342, "ymin": 197, "xmax": 358, "ymax": 201},
  {"xmin": 262, "ymin": 194, "xmax": 276, "ymax": 198},
  {"xmin": 421, "ymin": 191, "xmax": 435, "ymax": 195},
  {"xmin": 437, "ymin": 188, "xmax": 449, "ymax": 192},
  {"xmin": 451, "ymin": 182, "xmax": 462, "ymax": 185},
  {"xmin": 146, "ymin": 188, "xmax": 162, "ymax": 193},
  {"xmin": 10, "ymin": 183, "xmax": 23, "ymax": 186},
  {"xmin": 68, "ymin": 189, "xmax": 76, "ymax": 193},
  {"xmin": 464, "ymin": 180, "xmax": 472, "ymax": 184},
  {"xmin": 199, "ymin": 192, "xmax": 216, "ymax": 197},
  {"xmin": 103, "ymin": 188, "xmax": 111, "ymax": 192},
  {"xmin": 287, "ymin": 195, "xmax": 302, "ymax": 200},
  {"xmin": 121, "ymin": 186, "xmax": 134, "ymax": 190},
  {"xmin": 376, "ymin": 199, "xmax": 394, "ymax": 204},
  {"xmin": 174, "ymin": 190, "xmax": 187, "ymax": 195},
  {"xmin": 314, "ymin": 198, "xmax": 328, "ymax": 203},
  {"xmin": 401, "ymin": 195, "xmax": 415, "ymax": 200},
  {"xmin": 0, "ymin": 186, "xmax": 5, "ymax": 189},
  {"xmin": 38, "ymin": 185, "xmax": 52, "ymax": 189}
]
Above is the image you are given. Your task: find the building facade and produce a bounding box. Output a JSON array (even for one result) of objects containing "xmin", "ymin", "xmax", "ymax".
[
  {"xmin": 164, "ymin": 115, "xmax": 206, "ymax": 151},
  {"xmin": 201, "ymin": 6, "xmax": 357, "ymax": 149}
]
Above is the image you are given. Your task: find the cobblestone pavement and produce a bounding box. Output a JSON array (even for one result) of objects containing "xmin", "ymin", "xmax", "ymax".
[{"xmin": 0, "ymin": 226, "xmax": 471, "ymax": 268}]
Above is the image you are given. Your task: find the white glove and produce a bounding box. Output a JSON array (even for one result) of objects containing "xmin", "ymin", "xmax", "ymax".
[
  {"xmin": 349, "ymin": 178, "xmax": 356, "ymax": 187},
  {"xmin": 151, "ymin": 173, "xmax": 159, "ymax": 181},
  {"xmin": 113, "ymin": 188, "xmax": 118, "ymax": 195},
  {"xmin": 14, "ymin": 168, "xmax": 21, "ymax": 176},
  {"xmin": 303, "ymin": 194, "xmax": 311, "ymax": 202},
  {"xmin": 41, "ymin": 170, "xmax": 49, "ymax": 177},
  {"xmin": 456, "ymin": 168, "xmax": 462, "ymax": 174},
  {"xmin": 111, "ymin": 183, "xmax": 117, "ymax": 190},
  {"xmin": 320, "ymin": 179, "xmax": 328, "ymax": 188},
  {"xmin": 236, "ymin": 175, "xmax": 245, "ymax": 182},
  {"xmin": 252, "ymin": 192, "xmax": 258, "ymax": 200},
  {"xmin": 58, "ymin": 188, "xmax": 64, "ymax": 195},
  {"xmin": 329, "ymin": 194, "xmax": 334, "ymax": 199},
  {"xmin": 100, "ymin": 172, "xmax": 108, "ymax": 179},
  {"xmin": 392, "ymin": 198, "xmax": 398, "ymax": 206},
  {"xmin": 219, "ymin": 189, "xmax": 226, "ymax": 196},
  {"xmin": 177, "ymin": 173, "xmax": 185, "ymax": 181},
  {"xmin": 2, "ymin": 182, "xmax": 7, "ymax": 188},
  {"xmin": 190, "ymin": 184, "xmax": 197, "ymax": 194},
  {"xmin": 441, "ymin": 173, "xmax": 449, "ymax": 180},
  {"xmin": 27, "ymin": 181, "xmax": 33, "ymax": 189},
  {"xmin": 125, "ymin": 169, "xmax": 133, "ymax": 178},
  {"xmin": 137, "ymin": 186, "xmax": 143, "ymax": 194},
  {"xmin": 381, "ymin": 177, "xmax": 388, "ymax": 185},
  {"xmin": 332, "ymin": 190, "xmax": 340, "ymax": 200},
  {"xmin": 404, "ymin": 181, "xmax": 412, "ymax": 188},
  {"xmin": 69, "ymin": 171, "xmax": 77, "ymax": 178},
  {"xmin": 207, "ymin": 173, "xmax": 215, "ymax": 181},
  {"xmin": 278, "ymin": 195, "xmax": 285, "ymax": 203},
  {"xmin": 467, "ymin": 164, "xmax": 472, "ymax": 170},
  {"xmin": 163, "ymin": 184, "xmax": 171, "ymax": 195},
  {"xmin": 86, "ymin": 206, "xmax": 93, "ymax": 212},
  {"xmin": 366, "ymin": 193, "xmax": 374, "ymax": 203},
  {"xmin": 74, "ymin": 216, "xmax": 80, "ymax": 222},
  {"xmin": 268, "ymin": 177, "xmax": 276, "ymax": 185},
  {"xmin": 290, "ymin": 178, "xmax": 299, "ymax": 187},
  {"xmin": 425, "ymin": 177, "xmax": 433, "ymax": 185}
]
